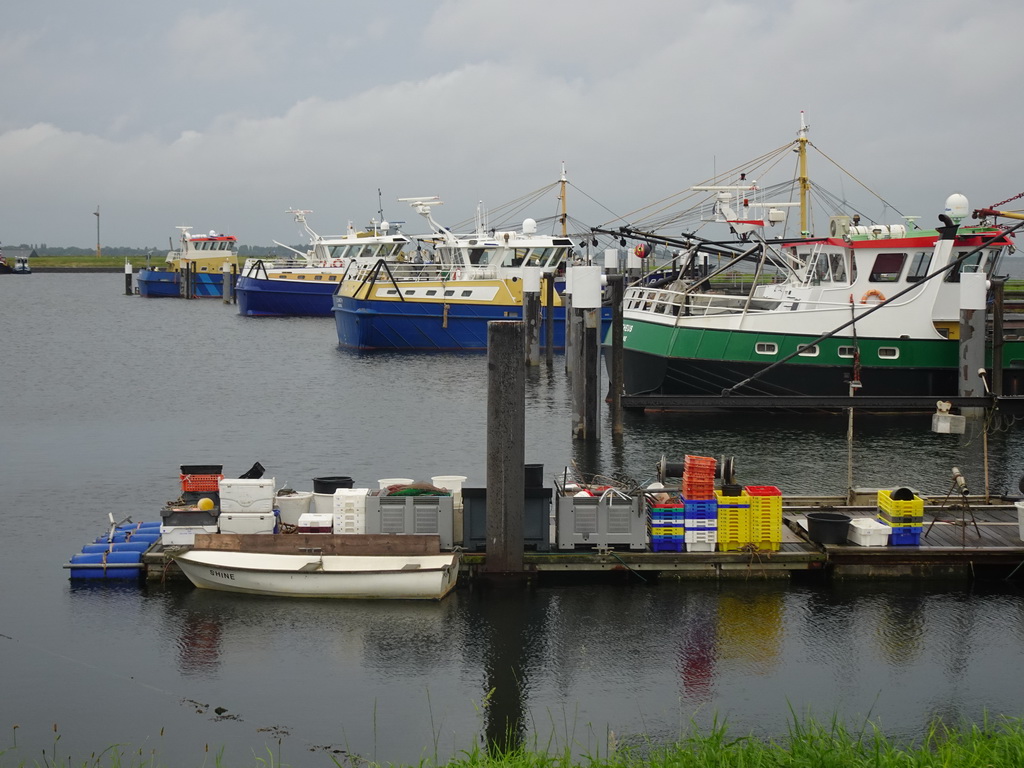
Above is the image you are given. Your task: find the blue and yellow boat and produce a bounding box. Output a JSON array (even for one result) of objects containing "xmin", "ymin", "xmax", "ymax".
[
  {"xmin": 137, "ymin": 227, "xmax": 239, "ymax": 298},
  {"xmin": 332, "ymin": 196, "xmax": 608, "ymax": 351}
]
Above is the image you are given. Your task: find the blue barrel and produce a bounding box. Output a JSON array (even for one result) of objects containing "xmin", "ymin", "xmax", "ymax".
[{"xmin": 69, "ymin": 551, "xmax": 144, "ymax": 579}]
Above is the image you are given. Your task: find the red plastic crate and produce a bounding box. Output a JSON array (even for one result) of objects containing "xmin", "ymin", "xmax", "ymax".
[
  {"xmin": 180, "ymin": 473, "xmax": 223, "ymax": 492},
  {"xmin": 745, "ymin": 485, "xmax": 782, "ymax": 496}
]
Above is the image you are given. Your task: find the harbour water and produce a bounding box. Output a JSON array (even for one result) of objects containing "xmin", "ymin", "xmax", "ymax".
[{"xmin": 2, "ymin": 274, "xmax": 1024, "ymax": 766}]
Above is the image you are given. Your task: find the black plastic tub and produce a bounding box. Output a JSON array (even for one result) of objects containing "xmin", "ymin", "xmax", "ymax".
[
  {"xmin": 313, "ymin": 476, "xmax": 354, "ymax": 494},
  {"xmin": 806, "ymin": 512, "xmax": 852, "ymax": 545}
]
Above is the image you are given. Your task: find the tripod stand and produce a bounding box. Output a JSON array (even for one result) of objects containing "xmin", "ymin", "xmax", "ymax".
[{"xmin": 925, "ymin": 467, "xmax": 980, "ymax": 545}]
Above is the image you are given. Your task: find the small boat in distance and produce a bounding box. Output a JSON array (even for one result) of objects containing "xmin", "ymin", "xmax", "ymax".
[
  {"xmin": 137, "ymin": 227, "xmax": 239, "ymax": 298},
  {"xmin": 173, "ymin": 533, "xmax": 460, "ymax": 600},
  {"xmin": 0, "ymin": 245, "xmax": 31, "ymax": 275},
  {"xmin": 235, "ymin": 210, "xmax": 417, "ymax": 317}
]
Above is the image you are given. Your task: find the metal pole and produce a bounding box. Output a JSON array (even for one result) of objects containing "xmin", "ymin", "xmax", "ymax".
[
  {"xmin": 94, "ymin": 206, "xmax": 101, "ymax": 258},
  {"xmin": 544, "ymin": 276, "xmax": 555, "ymax": 366},
  {"xmin": 124, "ymin": 260, "xmax": 133, "ymax": 296}
]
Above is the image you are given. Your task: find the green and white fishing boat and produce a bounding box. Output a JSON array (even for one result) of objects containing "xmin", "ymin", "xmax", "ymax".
[{"xmin": 612, "ymin": 116, "xmax": 1024, "ymax": 400}]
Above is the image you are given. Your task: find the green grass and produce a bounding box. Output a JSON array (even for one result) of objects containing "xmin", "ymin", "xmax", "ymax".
[{"xmin": 5, "ymin": 716, "xmax": 1024, "ymax": 768}]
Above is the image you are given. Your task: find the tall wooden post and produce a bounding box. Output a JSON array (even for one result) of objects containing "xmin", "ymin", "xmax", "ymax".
[
  {"xmin": 959, "ymin": 272, "xmax": 987, "ymax": 418},
  {"xmin": 608, "ymin": 274, "xmax": 624, "ymax": 437},
  {"xmin": 485, "ymin": 321, "xmax": 525, "ymax": 575},
  {"xmin": 523, "ymin": 267, "xmax": 541, "ymax": 366},
  {"xmin": 991, "ymin": 276, "xmax": 1006, "ymax": 396},
  {"xmin": 544, "ymin": 274, "xmax": 555, "ymax": 366},
  {"xmin": 124, "ymin": 260, "xmax": 133, "ymax": 296}
]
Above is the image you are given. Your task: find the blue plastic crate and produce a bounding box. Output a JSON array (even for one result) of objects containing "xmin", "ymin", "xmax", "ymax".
[
  {"xmin": 650, "ymin": 536, "xmax": 685, "ymax": 553},
  {"xmin": 889, "ymin": 526, "xmax": 921, "ymax": 546},
  {"xmin": 683, "ymin": 499, "xmax": 718, "ymax": 516}
]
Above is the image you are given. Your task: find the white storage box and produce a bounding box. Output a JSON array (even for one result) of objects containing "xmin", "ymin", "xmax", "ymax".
[
  {"xmin": 297, "ymin": 512, "xmax": 333, "ymax": 533},
  {"xmin": 684, "ymin": 528, "xmax": 717, "ymax": 552},
  {"xmin": 218, "ymin": 512, "xmax": 276, "ymax": 535},
  {"xmin": 160, "ymin": 524, "xmax": 218, "ymax": 546},
  {"xmin": 333, "ymin": 488, "xmax": 369, "ymax": 534},
  {"xmin": 848, "ymin": 517, "xmax": 890, "ymax": 547},
  {"xmin": 219, "ymin": 477, "xmax": 276, "ymax": 513}
]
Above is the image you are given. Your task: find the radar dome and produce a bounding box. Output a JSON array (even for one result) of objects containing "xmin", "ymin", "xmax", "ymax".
[
  {"xmin": 944, "ymin": 193, "xmax": 970, "ymax": 222},
  {"xmin": 522, "ymin": 218, "xmax": 537, "ymax": 235}
]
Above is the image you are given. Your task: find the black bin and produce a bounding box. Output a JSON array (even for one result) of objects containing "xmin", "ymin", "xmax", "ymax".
[
  {"xmin": 313, "ymin": 476, "xmax": 354, "ymax": 494},
  {"xmin": 806, "ymin": 512, "xmax": 851, "ymax": 545}
]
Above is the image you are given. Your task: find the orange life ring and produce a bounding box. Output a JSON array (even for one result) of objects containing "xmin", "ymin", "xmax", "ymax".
[
  {"xmin": 860, "ymin": 289, "xmax": 886, "ymax": 304},
  {"xmin": 453, "ymin": 268, "xmax": 462, "ymax": 280},
  {"xmin": 332, "ymin": 259, "xmax": 343, "ymax": 268}
]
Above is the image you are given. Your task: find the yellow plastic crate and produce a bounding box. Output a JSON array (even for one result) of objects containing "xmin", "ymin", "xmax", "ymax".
[
  {"xmin": 649, "ymin": 525, "xmax": 685, "ymax": 536},
  {"xmin": 877, "ymin": 489, "xmax": 923, "ymax": 517}
]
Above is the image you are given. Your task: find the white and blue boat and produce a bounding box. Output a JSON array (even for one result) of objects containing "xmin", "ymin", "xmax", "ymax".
[
  {"xmin": 236, "ymin": 210, "xmax": 417, "ymax": 317},
  {"xmin": 333, "ymin": 194, "xmax": 609, "ymax": 351},
  {"xmin": 137, "ymin": 227, "xmax": 239, "ymax": 298}
]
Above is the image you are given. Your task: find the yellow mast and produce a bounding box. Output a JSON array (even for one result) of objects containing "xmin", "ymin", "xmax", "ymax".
[{"xmin": 797, "ymin": 112, "xmax": 810, "ymax": 237}]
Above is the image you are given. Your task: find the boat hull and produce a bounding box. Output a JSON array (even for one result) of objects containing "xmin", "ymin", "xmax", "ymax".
[
  {"xmin": 334, "ymin": 294, "xmax": 611, "ymax": 351},
  {"xmin": 236, "ymin": 274, "xmax": 337, "ymax": 317},
  {"xmin": 174, "ymin": 549, "xmax": 460, "ymax": 599},
  {"xmin": 618, "ymin": 321, "xmax": 1024, "ymax": 397},
  {"xmin": 137, "ymin": 269, "xmax": 225, "ymax": 298}
]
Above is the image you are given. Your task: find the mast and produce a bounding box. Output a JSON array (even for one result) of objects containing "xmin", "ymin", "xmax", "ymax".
[
  {"xmin": 797, "ymin": 111, "xmax": 810, "ymax": 237},
  {"xmin": 559, "ymin": 162, "xmax": 568, "ymax": 237}
]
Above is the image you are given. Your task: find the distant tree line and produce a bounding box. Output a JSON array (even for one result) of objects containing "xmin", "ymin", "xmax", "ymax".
[{"xmin": 10, "ymin": 244, "xmax": 304, "ymax": 257}]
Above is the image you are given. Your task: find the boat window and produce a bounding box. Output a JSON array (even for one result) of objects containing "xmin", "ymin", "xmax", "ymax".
[
  {"xmin": 444, "ymin": 289, "xmax": 455, "ymax": 296},
  {"xmin": 426, "ymin": 289, "xmax": 437, "ymax": 296},
  {"xmin": 878, "ymin": 347, "xmax": 899, "ymax": 359},
  {"xmin": 945, "ymin": 250, "xmax": 984, "ymax": 283},
  {"xmin": 797, "ymin": 344, "xmax": 819, "ymax": 357},
  {"xmin": 869, "ymin": 252, "xmax": 906, "ymax": 282},
  {"xmin": 755, "ymin": 342, "xmax": 778, "ymax": 355},
  {"xmin": 314, "ymin": 275, "xmax": 323, "ymax": 281},
  {"xmin": 349, "ymin": 244, "xmax": 367, "ymax": 260},
  {"xmin": 829, "ymin": 254, "xmax": 847, "ymax": 283},
  {"xmin": 461, "ymin": 290, "xmax": 472, "ymax": 297},
  {"xmin": 838, "ymin": 346, "xmax": 856, "ymax": 358},
  {"xmin": 504, "ymin": 248, "xmax": 529, "ymax": 267},
  {"xmin": 907, "ymin": 251, "xmax": 932, "ymax": 282},
  {"xmin": 468, "ymin": 247, "xmax": 489, "ymax": 265}
]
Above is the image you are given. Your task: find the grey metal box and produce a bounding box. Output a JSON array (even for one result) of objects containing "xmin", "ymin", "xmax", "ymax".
[
  {"xmin": 364, "ymin": 495, "xmax": 454, "ymax": 550},
  {"xmin": 555, "ymin": 493, "xmax": 647, "ymax": 550}
]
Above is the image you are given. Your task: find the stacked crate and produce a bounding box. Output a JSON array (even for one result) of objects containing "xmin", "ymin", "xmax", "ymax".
[
  {"xmin": 715, "ymin": 489, "xmax": 751, "ymax": 551},
  {"xmin": 683, "ymin": 455, "xmax": 718, "ymax": 552},
  {"xmin": 877, "ymin": 489, "xmax": 923, "ymax": 545},
  {"xmin": 745, "ymin": 486, "xmax": 783, "ymax": 552},
  {"xmin": 648, "ymin": 498, "xmax": 685, "ymax": 552},
  {"xmin": 333, "ymin": 488, "xmax": 370, "ymax": 534}
]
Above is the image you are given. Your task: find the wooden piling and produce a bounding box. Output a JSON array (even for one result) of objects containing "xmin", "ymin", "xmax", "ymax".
[
  {"xmin": 485, "ymin": 321, "xmax": 525, "ymax": 576},
  {"xmin": 124, "ymin": 261, "xmax": 133, "ymax": 296},
  {"xmin": 544, "ymin": 275, "xmax": 555, "ymax": 365},
  {"xmin": 523, "ymin": 267, "xmax": 541, "ymax": 366},
  {"xmin": 608, "ymin": 274, "xmax": 624, "ymax": 437}
]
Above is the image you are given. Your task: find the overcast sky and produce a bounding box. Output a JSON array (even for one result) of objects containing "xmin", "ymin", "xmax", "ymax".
[{"xmin": 3, "ymin": 0, "xmax": 1023, "ymax": 249}]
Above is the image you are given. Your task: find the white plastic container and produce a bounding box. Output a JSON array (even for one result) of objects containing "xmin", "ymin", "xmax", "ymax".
[
  {"xmin": 159, "ymin": 524, "xmax": 218, "ymax": 546},
  {"xmin": 848, "ymin": 517, "xmax": 891, "ymax": 547},
  {"xmin": 218, "ymin": 512, "xmax": 276, "ymax": 535},
  {"xmin": 297, "ymin": 512, "xmax": 333, "ymax": 533},
  {"xmin": 219, "ymin": 477, "xmax": 276, "ymax": 513},
  {"xmin": 312, "ymin": 492, "xmax": 334, "ymax": 516},
  {"xmin": 333, "ymin": 488, "xmax": 369, "ymax": 534},
  {"xmin": 378, "ymin": 477, "xmax": 414, "ymax": 490},
  {"xmin": 275, "ymin": 491, "xmax": 313, "ymax": 527},
  {"xmin": 1016, "ymin": 501, "xmax": 1024, "ymax": 542}
]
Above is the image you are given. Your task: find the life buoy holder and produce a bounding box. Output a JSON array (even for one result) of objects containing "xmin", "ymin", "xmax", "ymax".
[
  {"xmin": 453, "ymin": 269, "xmax": 462, "ymax": 280},
  {"xmin": 860, "ymin": 289, "xmax": 886, "ymax": 304},
  {"xmin": 332, "ymin": 259, "xmax": 343, "ymax": 268}
]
